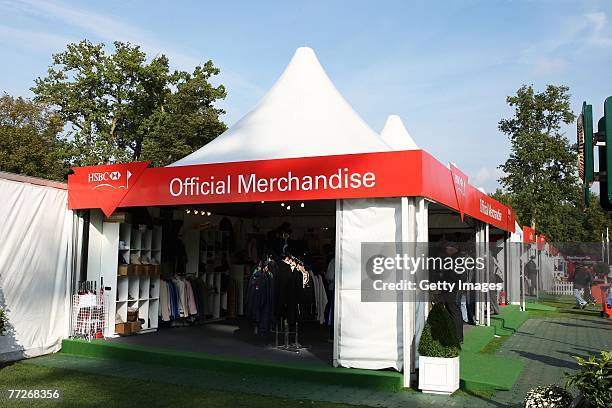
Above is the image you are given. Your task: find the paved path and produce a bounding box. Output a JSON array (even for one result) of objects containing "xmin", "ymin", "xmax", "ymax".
[
  {"xmin": 25, "ymin": 316, "xmax": 611, "ymax": 408},
  {"xmin": 488, "ymin": 317, "xmax": 612, "ymax": 407}
]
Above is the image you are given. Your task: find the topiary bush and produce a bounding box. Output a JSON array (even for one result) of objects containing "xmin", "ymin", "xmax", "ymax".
[
  {"xmin": 524, "ymin": 385, "xmax": 573, "ymax": 408},
  {"xmin": 0, "ymin": 308, "xmax": 6, "ymax": 335},
  {"xmin": 565, "ymin": 350, "xmax": 612, "ymax": 408},
  {"xmin": 418, "ymin": 302, "xmax": 461, "ymax": 358}
]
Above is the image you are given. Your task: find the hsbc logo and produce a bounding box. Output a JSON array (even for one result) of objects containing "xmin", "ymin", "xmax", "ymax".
[
  {"xmin": 453, "ymin": 174, "xmax": 466, "ymax": 195},
  {"xmin": 88, "ymin": 171, "xmax": 121, "ymax": 182},
  {"xmin": 89, "ymin": 170, "xmax": 131, "ymax": 190}
]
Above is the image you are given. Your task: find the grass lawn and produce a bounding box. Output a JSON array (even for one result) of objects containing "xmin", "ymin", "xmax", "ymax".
[
  {"xmin": 0, "ymin": 361, "xmax": 365, "ymax": 408},
  {"xmin": 480, "ymin": 335, "xmax": 511, "ymax": 354},
  {"xmin": 527, "ymin": 296, "xmax": 603, "ymax": 319}
]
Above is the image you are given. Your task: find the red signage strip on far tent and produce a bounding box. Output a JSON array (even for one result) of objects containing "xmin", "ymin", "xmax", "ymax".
[
  {"xmin": 68, "ymin": 150, "xmax": 515, "ymax": 231},
  {"xmin": 449, "ymin": 163, "xmax": 468, "ymax": 221},
  {"xmin": 537, "ymin": 234, "xmax": 546, "ymax": 250},
  {"xmin": 523, "ymin": 226, "xmax": 536, "ymax": 244}
]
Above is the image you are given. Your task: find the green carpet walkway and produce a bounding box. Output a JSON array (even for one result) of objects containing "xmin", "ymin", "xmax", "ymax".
[
  {"xmin": 24, "ymin": 313, "xmax": 609, "ymax": 407},
  {"xmin": 58, "ymin": 305, "xmax": 529, "ymax": 395},
  {"xmin": 459, "ymin": 305, "xmax": 528, "ymax": 391},
  {"xmin": 25, "ymin": 353, "xmax": 472, "ymax": 408}
]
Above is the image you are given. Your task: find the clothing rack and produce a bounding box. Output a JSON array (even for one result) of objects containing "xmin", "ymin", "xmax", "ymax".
[
  {"xmin": 272, "ymin": 320, "xmax": 307, "ymax": 353},
  {"xmin": 71, "ymin": 278, "xmax": 107, "ymax": 341}
]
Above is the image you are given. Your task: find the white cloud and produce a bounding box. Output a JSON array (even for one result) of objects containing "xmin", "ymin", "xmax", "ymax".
[
  {"xmin": 0, "ymin": 23, "xmax": 75, "ymax": 52},
  {"xmin": 585, "ymin": 12, "xmax": 612, "ymax": 47},
  {"xmin": 9, "ymin": 0, "xmax": 201, "ymax": 69},
  {"xmin": 533, "ymin": 57, "xmax": 568, "ymax": 75},
  {"xmin": 2, "ymin": 0, "xmax": 265, "ymax": 124},
  {"xmin": 473, "ymin": 166, "xmax": 505, "ymax": 187},
  {"xmin": 521, "ymin": 11, "xmax": 612, "ymax": 74}
]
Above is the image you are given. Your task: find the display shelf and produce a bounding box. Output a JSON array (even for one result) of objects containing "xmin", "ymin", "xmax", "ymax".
[
  {"xmin": 115, "ymin": 301, "xmax": 128, "ymax": 324},
  {"xmin": 102, "ymin": 220, "xmax": 162, "ymax": 336},
  {"xmin": 117, "ymin": 276, "xmax": 129, "ymax": 301},
  {"xmin": 138, "ymin": 300, "xmax": 150, "ymax": 329},
  {"xmin": 149, "ymin": 299, "xmax": 159, "ymax": 329}
]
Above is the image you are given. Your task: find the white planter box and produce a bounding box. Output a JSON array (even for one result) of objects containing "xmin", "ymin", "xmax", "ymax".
[{"xmin": 418, "ymin": 356, "xmax": 460, "ymax": 395}]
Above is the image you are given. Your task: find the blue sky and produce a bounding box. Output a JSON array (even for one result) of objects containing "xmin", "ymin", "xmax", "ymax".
[{"xmin": 1, "ymin": 0, "xmax": 612, "ymax": 191}]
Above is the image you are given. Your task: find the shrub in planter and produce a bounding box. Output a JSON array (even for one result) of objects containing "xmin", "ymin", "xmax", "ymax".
[
  {"xmin": 524, "ymin": 385, "xmax": 573, "ymax": 408},
  {"xmin": 565, "ymin": 351, "xmax": 612, "ymax": 408},
  {"xmin": 417, "ymin": 303, "xmax": 461, "ymax": 394},
  {"xmin": 418, "ymin": 302, "xmax": 461, "ymax": 358},
  {"xmin": 0, "ymin": 308, "xmax": 6, "ymax": 335}
]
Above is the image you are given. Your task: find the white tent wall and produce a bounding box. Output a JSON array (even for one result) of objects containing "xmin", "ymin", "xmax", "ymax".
[
  {"xmin": 0, "ymin": 176, "xmax": 76, "ymax": 362},
  {"xmin": 539, "ymin": 247, "xmax": 554, "ymax": 293},
  {"xmin": 334, "ymin": 197, "xmax": 418, "ymax": 372},
  {"xmin": 507, "ymin": 223, "xmax": 523, "ymax": 305}
]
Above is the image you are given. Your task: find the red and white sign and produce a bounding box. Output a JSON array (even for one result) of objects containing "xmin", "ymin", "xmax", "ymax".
[
  {"xmin": 69, "ymin": 162, "xmax": 149, "ymax": 217},
  {"xmin": 523, "ymin": 226, "xmax": 536, "ymax": 244},
  {"xmin": 68, "ymin": 150, "xmax": 516, "ymax": 231},
  {"xmin": 537, "ymin": 234, "xmax": 546, "ymax": 251},
  {"xmin": 449, "ymin": 163, "xmax": 468, "ymax": 221}
]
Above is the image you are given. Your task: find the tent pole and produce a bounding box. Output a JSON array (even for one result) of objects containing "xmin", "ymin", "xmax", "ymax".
[
  {"xmin": 401, "ymin": 196, "xmax": 415, "ymax": 388},
  {"xmin": 332, "ymin": 199, "xmax": 342, "ymax": 368}
]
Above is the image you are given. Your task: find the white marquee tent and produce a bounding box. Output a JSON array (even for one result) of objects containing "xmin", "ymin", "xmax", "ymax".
[
  {"xmin": 172, "ymin": 47, "xmax": 391, "ymax": 166},
  {"xmin": 379, "ymin": 115, "xmax": 419, "ymax": 150},
  {"xmin": 174, "ymin": 46, "xmax": 413, "ymax": 373}
]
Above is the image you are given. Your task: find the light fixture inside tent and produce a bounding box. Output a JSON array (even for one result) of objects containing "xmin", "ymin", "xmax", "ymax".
[{"xmin": 379, "ymin": 115, "xmax": 418, "ymax": 150}]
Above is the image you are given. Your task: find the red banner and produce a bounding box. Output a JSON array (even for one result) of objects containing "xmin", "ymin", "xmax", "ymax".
[
  {"xmin": 537, "ymin": 234, "xmax": 546, "ymax": 250},
  {"xmin": 449, "ymin": 163, "xmax": 468, "ymax": 221},
  {"xmin": 523, "ymin": 226, "xmax": 536, "ymax": 244},
  {"xmin": 69, "ymin": 162, "xmax": 149, "ymax": 217},
  {"xmin": 68, "ymin": 150, "xmax": 515, "ymax": 230}
]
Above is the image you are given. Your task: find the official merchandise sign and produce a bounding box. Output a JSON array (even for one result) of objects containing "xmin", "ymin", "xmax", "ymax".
[{"xmin": 68, "ymin": 150, "xmax": 515, "ymax": 231}]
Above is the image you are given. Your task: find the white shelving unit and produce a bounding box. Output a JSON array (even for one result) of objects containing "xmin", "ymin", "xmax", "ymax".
[
  {"xmin": 184, "ymin": 226, "xmax": 230, "ymax": 321},
  {"xmin": 99, "ymin": 221, "xmax": 162, "ymax": 336}
]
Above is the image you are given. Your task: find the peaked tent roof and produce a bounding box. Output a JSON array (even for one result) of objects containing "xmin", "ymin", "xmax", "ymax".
[
  {"xmin": 379, "ymin": 115, "xmax": 418, "ymax": 150},
  {"xmin": 172, "ymin": 47, "xmax": 390, "ymax": 166}
]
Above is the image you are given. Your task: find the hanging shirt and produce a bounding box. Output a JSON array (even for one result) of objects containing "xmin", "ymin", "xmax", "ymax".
[
  {"xmin": 159, "ymin": 280, "xmax": 171, "ymax": 322},
  {"xmin": 325, "ymin": 257, "xmax": 335, "ymax": 290},
  {"xmin": 184, "ymin": 280, "xmax": 198, "ymax": 316}
]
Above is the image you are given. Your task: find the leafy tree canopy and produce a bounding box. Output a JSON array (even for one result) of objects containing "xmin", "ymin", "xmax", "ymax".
[
  {"xmin": 0, "ymin": 94, "xmax": 70, "ymax": 181},
  {"xmin": 32, "ymin": 40, "xmax": 227, "ymax": 167},
  {"xmin": 496, "ymin": 85, "xmax": 612, "ymax": 241}
]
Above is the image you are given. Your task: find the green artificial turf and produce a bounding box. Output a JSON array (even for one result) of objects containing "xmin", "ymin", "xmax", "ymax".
[
  {"xmin": 61, "ymin": 339, "xmax": 403, "ymax": 392},
  {"xmin": 526, "ymin": 299, "xmax": 602, "ymax": 319},
  {"xmin": 525, "ymin": 302, "xmax": 557, "ymax": 311},
  {"xmin": 0, "ymin": 361, "xmax": 361, "ymax": 408},
  {"xmin": 490, "ymin": 305, "xmax": 529, "ymax": 335},
  {"xmin": 461, "ymin": 326, "xmax": 495, "ymax": 353},
  {"xmin": 456, "ymin": 305, "xmax": 526, "ymax": 391},
  {"xmin": 480, "ymin": 335, "xmax": 510, "ymax": 354},
  {"xmin": 459, "ymin": 351, "xmax": 524, "ymax": 392}
]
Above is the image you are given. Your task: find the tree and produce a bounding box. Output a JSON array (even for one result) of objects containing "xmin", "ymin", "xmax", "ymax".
[
  {"xmin": 32, "ymin": 40, "xmax": 226, "ymax": 167},
  {"xmin": 497, "ymin": 85, "xmax": 578, "ymax": 241},
  {"xmin": 0, "ymin": 94, "xmax": 70, "ymax": 181}
]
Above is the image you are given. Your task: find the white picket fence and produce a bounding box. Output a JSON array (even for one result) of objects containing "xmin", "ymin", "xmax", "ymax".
[{"xmin": 550, "ymin": 280, "xmax": 574, "ymax": 296}]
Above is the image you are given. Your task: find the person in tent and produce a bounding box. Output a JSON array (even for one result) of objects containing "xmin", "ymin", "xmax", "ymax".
[
  {"xmin": 525, "ymin": 255, "xmax": 538, "ymax": 296},
  {"xmin": 433, "ymin": 241, "xmax": 464, "ymax": 342}
]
